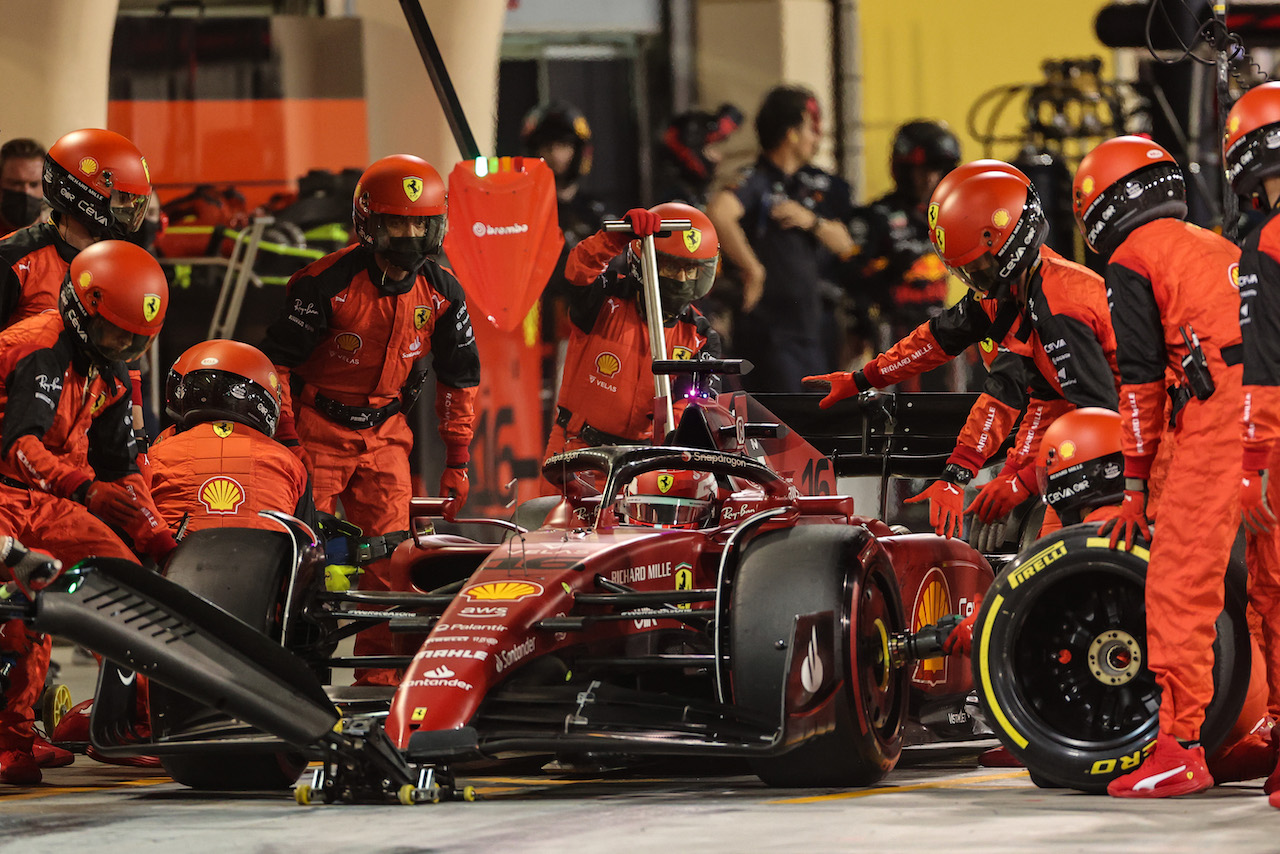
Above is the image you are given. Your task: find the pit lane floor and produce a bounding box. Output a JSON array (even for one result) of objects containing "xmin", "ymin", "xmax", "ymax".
[{"xmin": 5, "ymin": 650, "xmax": 1276, "ymax": 853}]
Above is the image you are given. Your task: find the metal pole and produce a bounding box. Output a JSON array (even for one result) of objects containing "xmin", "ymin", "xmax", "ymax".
[
  {"xmin": 397, "ymin": 0, "xmax": 482, "ymax": 160},
  {"xmin": 1215, "ymin": 1, "xmax": 1238, "ymax": 240}
]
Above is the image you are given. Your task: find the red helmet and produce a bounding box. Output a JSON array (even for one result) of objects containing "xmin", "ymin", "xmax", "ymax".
[
  {"xmin": 928, "ymin": 170, "xmax": 1047, "ymax": 300},
  {"xmin": 1035, "ymin": 407, "xmax": 1124, "ymax": 523},
  {"xmin": 168, "ymin": 339, "xmax": 282, "ymax": 436},
  {"xmin": 44, "ymin": 128, "xmax": 151, "ymax": 240},
  {"xmin": 352, "ymin": 154, "xmax": 447, "ymax": 274},
  {"xmin": 1225, "ymin": 82, "xmax": 1280, "ymax": 201},
  {"xmin": 927, "ymin": 160, "xmax": 1031, "ymax": 243},
  {"xmin": 628, "ymin": 202, "xmax": 720, "ymax": 320},
  {"xmin": 62, "ymin": 240, "xmax": 167, "ymax": 364},
  {"xmin": 619, "ymin": 469, "xmax": 716, "ymax": 529},
  {"xmin": 1072, "ymin": 136, "xmax": 1186, "ymax": 257}
]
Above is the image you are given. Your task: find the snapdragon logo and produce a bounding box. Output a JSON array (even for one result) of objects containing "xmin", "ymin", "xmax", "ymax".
[{"xmin": 471, "ymin": 221, "xmax": 530, "ymax": 237}]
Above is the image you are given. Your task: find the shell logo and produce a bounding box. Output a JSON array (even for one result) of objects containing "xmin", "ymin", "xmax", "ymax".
[
  {"xmin": 1229, "ymin": 114, "xmax": 1241, "ymax": 134},
  {"xmin": 79, "ymin": 157, "xmax": 99, "ymax": 176},
  {"xmin": 934, "ymin": 226, "xmax": 945, "ymax": 254},
  {"xmin": 142, "ymin": 294, "xmax": 162, "ymax": 323},
  {"xmin": 335, "ymin": 332, "xmax": 362, "ymax": 352},
  {"xmin": 463, "ymin": 580, "xmax": 544, "ymax": 602},
  {"xmin": 992, "ymin": 209, "xmax": 1011, "ymax": 229},
  {"xmin": 911, "ymin": 568, "xmax": 950, "ymax": 685},
  {"xmin": 1081, "ymin": 176, "xmax": 1095, "ymax": 197},
  {"xmin": 78, "ymin": 271, "xmax": 92, "ymax": 290},
  {"xmin": 199, "ymin": 476, "xmax": 245, "ymax": 515},
  {"xmin": 927, "ymin": 202, "xmax": 939, "ymax": 230},
  {"xmin": 683, "ymin": 227, "xmax": 702, "ymax": 254},
  {"xmin": 594, "ymin": 351, "xmax": 621, "ymax": 377},
  {"xmin": 212, "ymin": 421, "xmax": 234, "ymax": 438},
  {"xmin": 1059, "ymin": 439, "xmax": 1076, "ymax": 461},
  {"xmin": 403, "ymin": 176, "xmax": 424, "ymax": 202},
  {"xmin": 1230, "ymin": 263, "xmax": 1240, "ymax": 290},
  {"xmin": 268, "ymin": 371, "xmax": 279, "ymax": 389}
]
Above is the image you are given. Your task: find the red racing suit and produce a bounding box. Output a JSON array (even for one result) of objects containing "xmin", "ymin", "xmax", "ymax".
[
  {"xmin": 1234, "ymin": 208, "xmax": 1280, "ymax": 719},
  {"xmin": 260, "ymin": 245, "xmax": 480, "ymax": 683},
  {"xmin": 0, "ymin": 223, "xmax": 78, "ymax": 328},
  {"xmin": 543, "ymin": 231, "xmax": 722, "ymax": 465},
  {"xmin": 0, "ymin": 313, "xmax": 165, "ymax": 755},
  {"xmin": 1106, "ymin": 217, "xmax": 1243, "ymax": 742},
  {"xmin": 861, "ymin": 246, "xmax": 1118, "ymax": 501},
  {"xmin": 148, "ymin": 420, "xmax": 311, "ymax": 534}
]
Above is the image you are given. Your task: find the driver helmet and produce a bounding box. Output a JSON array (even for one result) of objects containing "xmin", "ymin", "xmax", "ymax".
[
  {"xmin": 661, "ymin": 104, "xmax": 743, "ymax": 186},
  {"xmin": 619, "ymin": 469, "xmax": 716, "ymax": 529},
  {"xmin": 168, "ymin": 339, "xmax": 282, "ymax": 437},
  {"xmin": 60, "ymin": 240, "xmax": 167, "ymax": 365},
  {"xmin": 890, "ymin": 120, "xmax": 961, "ymax": 206},
  {"xmin": 627, "ymin": 201, "xmax": 720, "ymax": 321},
  {"xmin": 928, "ymin": 169, "xmax": 1048, "ymax": 301},
  {"xmin": 1036, "ymin": 407, "xmax": 1124, "ymax": 524},
  {"xmin": 352, "ymin": 154, "xmax": 447, "ymax": 276},
  {"xmin": 44, "ymin": 128, "xmax": 151, "ymax": 240},
  {"xmin": 1224, "ymin": 82, "xmax": 1280, "ymax": 206},
  {"xmin": 1072, "ymin": 136, "xmax": 1186, "ymax": 258}
]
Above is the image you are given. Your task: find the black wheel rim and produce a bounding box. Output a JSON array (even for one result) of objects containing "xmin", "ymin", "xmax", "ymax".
[
  {"xmin": 1009, "ymin": 565, "xmax": 1158, "ymax": 746},
  {"xmin": 853, "ymin": 567, "xmax": 904, "ymax": 738}
]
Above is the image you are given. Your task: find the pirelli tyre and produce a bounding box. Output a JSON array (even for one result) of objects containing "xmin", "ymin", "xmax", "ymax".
[
  {"xmin": 972, "ymin": 523, "xmax": 1250, "ymax": 793},
  {"xmin": 150, "ymin": 528, "xmax": 310, "ymax": 790},
  {"xmin": 730, "ymin": 525, "xmax": 909, "ymax": 787}
]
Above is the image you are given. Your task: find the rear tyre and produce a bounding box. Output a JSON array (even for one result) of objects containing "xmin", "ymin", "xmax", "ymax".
[
  {"xmin": 731, "ymin": 526, "xmax": 909, "ymax": 787},
  {"xmin": 972, "ymin": 524, "xmax": 1250, "ymax": 793},
  {"xmin": 151, "ymin": 528, "xmax": 310, "ymax": 790}
]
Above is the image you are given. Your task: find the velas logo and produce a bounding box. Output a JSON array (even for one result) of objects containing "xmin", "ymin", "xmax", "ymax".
[
  {"xmin": 335, "ymin": 332, "xmax": 362, "ymax": 352},
  {"xmin": 683, "ymin": 227, "xmax": 702, "ymax": 254},
  {"xmin": 414, "ymin": 306, "xmax": 431, "ymax": 329},
  {"xmin": 200, "ymin": 476, "xmax": 245, "ymax": 514},
  {"xmin": 79, "ymin": 157, "xmax": 98, "ymax": 176},
  {"xmin": 463, "ymin": 580, "xmax": 544, "ymax": 601},
  {"xmin": 657, "ymin": 473, "xmax": 674, "ymax": 493},
  {"xmin": 911, "ymin": 568, "xmax": 950, "ymax": 686},
  {"xmin": 595, "ymin": 352, "xmax": 621, "ymax": 377},
  {"xmin": 143, "ymin": 294, "xmax": 161, "ymax": 323},
  {"xmin": 403, "ymin": 176, "xmax": 423, "ymax": 202},
  {"xmin": 212, "ymin": 421, "xmax": 234, "ymax": 438}
]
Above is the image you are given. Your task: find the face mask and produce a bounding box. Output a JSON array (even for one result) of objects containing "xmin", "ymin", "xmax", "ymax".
[
  {"xmin": 127, "ymin": 219, "xmax": 160, "ymax": 252},
  {"xmin": 378, "ymin": 235, "xmax": 433, "ymax": 276},
  {"xmin": 0, "ymin": 189, "xmax": 41, "ymax": 230}
]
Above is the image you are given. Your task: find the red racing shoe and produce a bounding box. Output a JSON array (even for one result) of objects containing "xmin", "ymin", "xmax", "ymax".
[
  {"xmin": 32, "ymin": 734, "xmax": 74, "ymax": 768},
  {"xmin": 50, "ymin": 698, "xmax": 92, "ymax": 744},
  {"xmin": 0, "ymin": 749, "xmax": 41, "ymax": 785},
  {"xmin": 1107, "ymin": 733, "xmax": 1213, "ymax": 798}
]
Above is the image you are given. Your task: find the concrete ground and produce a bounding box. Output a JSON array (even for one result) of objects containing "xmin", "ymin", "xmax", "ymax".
[{"xmin": 3, "ymin": 643, "xmax": 1276, "ymax": 853}]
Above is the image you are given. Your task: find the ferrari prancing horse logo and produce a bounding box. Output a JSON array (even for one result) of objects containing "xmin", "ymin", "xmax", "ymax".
[
  {"xmin": 414, "ymin": 306, "xmax": 431, "ymax": 329},
  {"xmin": 682, "ymin": 227, "xmax": 702, "ymax": 254},
  {"xmin": 143, "ymin": 294, "xmax": 161, "ymax": 323},
  {"xmin": 403, "ymin": 177, "xmax": 423, "ymax": 202},
  {"xmin": 657, "ymin": 474, "xmax": 674, "ymax": 493}
]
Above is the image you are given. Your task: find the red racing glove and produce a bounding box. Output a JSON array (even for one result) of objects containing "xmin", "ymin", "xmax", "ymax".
[
  {"xmin": 1099, "ymin": 479, "xmax": 1151, "ymax": 551},
  {"xmin": 77, "ymin": 480, "xmax": 147, "ymax": 531},
  {"xmin": 802, "ymin": 370, "xmax": 870, "ymax": 410},
  {"xmin": 622, "ymin": 207, "xmax": 662, "ymax": 238},
  {"xmin": 965, "ymin": 467, "xmax": 1036, "ymax": 524},
  {"xmin": 0, "ymin": 536, "xmax": 62, "ymax": 597},
  {"xmin": 942, "ymin": 594, "xmax": 982, "ymax": 656},
  {"xmin": 1241, "ymin": 469, "xmax": 1275, "ymax": 535},
  {"xmin": 905, "ymin": 479, "xmax": 966, "ymax": 539},
  {"xmin": 440, "ymin": 465, "xmax": 470, "ymax": 521}
]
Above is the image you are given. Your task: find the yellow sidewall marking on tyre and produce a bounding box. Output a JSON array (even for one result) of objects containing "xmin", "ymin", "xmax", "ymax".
[
  {"xmin": 1085, "ymin": 537, "xmax": 1149, "ymax": 562},
  {"xmin": 977, "ymin": 592, "xmax": 1028, "ymax": 749}
]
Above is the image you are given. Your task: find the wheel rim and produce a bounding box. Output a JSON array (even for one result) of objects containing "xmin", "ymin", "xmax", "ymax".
[
  {"xmin": 1010, "ymin": 566, "xmax": 1157, "ymax": 745},
  {"xmin": 852, "ymin": 569, "xmax": 903, "ymax": 735}
]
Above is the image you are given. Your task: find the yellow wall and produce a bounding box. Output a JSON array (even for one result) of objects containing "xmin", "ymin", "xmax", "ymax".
[{"xmin": 857, "ymin": 0, "xmax": 1111, "ymax": 202}]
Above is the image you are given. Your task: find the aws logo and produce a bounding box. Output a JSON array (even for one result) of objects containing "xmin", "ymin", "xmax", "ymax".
[
  {"xmin": 199, "ymin": 476, "xmax": 245, "ymax": 514},
  {"xmin": 911, "ymin": 568, "xmax": 950, "ymax": 686},
  {"xmin": 594, "ymin": 351, "xmax": 621, "ymax": 377},
  {"xmin": 462, "ymin": 580, "xmax": 544, "ymax": 602}
]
